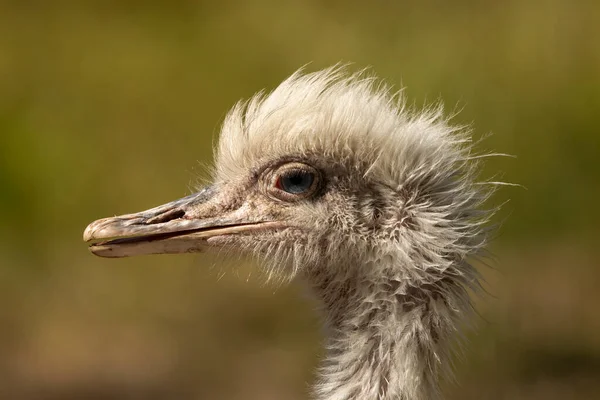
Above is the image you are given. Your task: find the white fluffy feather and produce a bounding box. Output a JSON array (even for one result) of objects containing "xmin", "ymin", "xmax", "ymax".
[{"xmin": 210, "ymin": 66, "xmax": 496, "ymax": 400}]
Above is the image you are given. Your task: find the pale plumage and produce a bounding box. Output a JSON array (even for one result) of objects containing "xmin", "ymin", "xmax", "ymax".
[{"xmin": 84, "ymin": 66, "xmax": 497, "ymax": 400}]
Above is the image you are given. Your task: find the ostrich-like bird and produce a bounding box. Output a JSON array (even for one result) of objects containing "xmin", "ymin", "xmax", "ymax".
[{"xmin": 84, "ymin": 66, "xmax": 495, "ymax": 400}]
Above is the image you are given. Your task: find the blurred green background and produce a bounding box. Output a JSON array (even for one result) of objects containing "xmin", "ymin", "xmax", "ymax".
[{"xmin": 1, "ymin": 0, "xmax": 599, "ymax": 399}]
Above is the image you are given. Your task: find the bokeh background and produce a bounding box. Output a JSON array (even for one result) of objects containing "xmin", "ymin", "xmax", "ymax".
[{"xmin": 1, "ymin": 0, "xmax": 599, "ymax": 399}]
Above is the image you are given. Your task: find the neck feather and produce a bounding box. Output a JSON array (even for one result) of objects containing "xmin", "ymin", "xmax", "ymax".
[{"xmin": 306, "ymin": 256, "xmax": 476, "ymax": 400}]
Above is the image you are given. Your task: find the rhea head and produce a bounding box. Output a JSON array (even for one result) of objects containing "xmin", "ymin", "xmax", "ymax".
[{"xmin": 84, "ymin": 66, "xmax": 492, "ymax": 400}]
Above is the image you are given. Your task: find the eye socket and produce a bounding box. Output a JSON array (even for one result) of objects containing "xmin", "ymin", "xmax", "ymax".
[{"xmin": 268, "ymin": 163, "xmax": 320, "ymax": 201}]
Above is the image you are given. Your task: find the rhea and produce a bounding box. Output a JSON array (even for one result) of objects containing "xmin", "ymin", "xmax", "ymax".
[{"xmin": 84, "ymin": 67, "xmax": 494, "ymax": 400}]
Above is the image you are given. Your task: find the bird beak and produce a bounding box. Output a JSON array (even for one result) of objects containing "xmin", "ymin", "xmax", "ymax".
[{"xmin": 83, "ymin": 186, "xmax": 281, "ymax": 258}]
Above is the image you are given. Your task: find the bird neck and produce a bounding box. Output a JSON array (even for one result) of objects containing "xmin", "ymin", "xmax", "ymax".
[{"xmin": 306, "ymin": 256, "xmax": 473, "ymax": 400}]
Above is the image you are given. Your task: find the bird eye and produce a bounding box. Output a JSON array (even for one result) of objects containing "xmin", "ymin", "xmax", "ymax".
[
  {"xmin": 268, "ymin": 163, "xmax": 320, "ymax": 201},
  {"xmin": 277, "ymin": 170, "xmax": 314, "ymax": 194}
]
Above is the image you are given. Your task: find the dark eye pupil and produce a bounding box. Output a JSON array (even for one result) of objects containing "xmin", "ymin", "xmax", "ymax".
[{"xmin": 280, "ymin": 171, "xmax": 314, "ymax": 194}]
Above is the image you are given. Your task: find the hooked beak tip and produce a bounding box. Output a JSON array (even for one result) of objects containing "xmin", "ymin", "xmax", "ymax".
[
  {"xmin": 83, "ymin": 220, "xmax": 99, "ymax": 243},
  {"xmin": 83, "ymin": 218, "xmax": 124, "ymax": 243}
]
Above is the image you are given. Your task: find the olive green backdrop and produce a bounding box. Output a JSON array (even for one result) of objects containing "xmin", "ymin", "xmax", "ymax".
[{"xmin": 1, "ymin": 0, "xmax": 599, "ymax": 399}]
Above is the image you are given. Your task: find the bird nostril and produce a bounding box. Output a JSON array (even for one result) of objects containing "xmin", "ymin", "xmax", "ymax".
[{"xmin": 145, "ymin": 209, "xmax": 186, "ymax": 224}]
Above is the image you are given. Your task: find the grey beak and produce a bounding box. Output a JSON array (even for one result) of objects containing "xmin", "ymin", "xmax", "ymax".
[{"xmin": 83, "ymin": 186, "xmax": 280, "ymax": 258}]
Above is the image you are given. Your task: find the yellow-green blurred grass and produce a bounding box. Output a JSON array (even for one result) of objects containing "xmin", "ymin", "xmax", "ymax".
[{"xmin": 0, "ymin": 0, "xmax": 599, "ymax": 399}]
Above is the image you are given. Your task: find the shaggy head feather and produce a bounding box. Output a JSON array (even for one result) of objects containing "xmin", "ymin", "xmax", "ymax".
[{"xmin": 210, "ymin": 66, "xmax": 493, "ymax": 399}]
